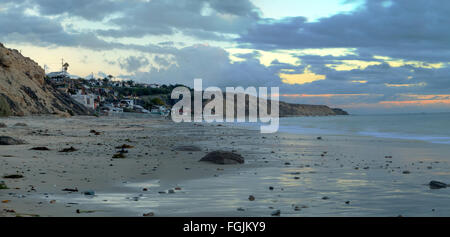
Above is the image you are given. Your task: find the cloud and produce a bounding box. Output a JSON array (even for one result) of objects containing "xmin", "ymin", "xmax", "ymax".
[
  {"xmin": 238, "ymin": 0, "xmax": 450, "ymax": 62},
  {"xmin": 130, "ymin": 44, "xmax": 280, "ymax": 88},
  {"xmin": 119, "ymin": 55, "xmax": 149, "ymax": 72},
  {"xmin": 1, "ymin": 0, "xmax": 449, "ymax": 113}
]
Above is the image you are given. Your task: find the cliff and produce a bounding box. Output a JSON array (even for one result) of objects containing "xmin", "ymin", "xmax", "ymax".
[
  {"xmin": 279, "ymin": 101, "xmax": 347, "ymax": 117},
  {"xmin": 197, "ymin": 93, "xmax": 349, "ymax": 117},
  {"xmin": 0, "ymin": 43, "xmax": 92, "ymax": 117}
]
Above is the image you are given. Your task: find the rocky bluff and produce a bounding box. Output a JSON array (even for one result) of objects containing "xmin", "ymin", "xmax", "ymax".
[{"xmin": 0, "ymin": 43, "xmax": 91, "ymax": 117}]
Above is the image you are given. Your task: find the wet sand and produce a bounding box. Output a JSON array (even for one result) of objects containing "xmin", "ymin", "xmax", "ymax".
[{"xmin": 1, "ymin": 114, "xmax": 450, "ymax": 217}]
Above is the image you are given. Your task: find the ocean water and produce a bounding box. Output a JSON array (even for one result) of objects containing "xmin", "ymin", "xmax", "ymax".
[{"xmin": 276, "ymin": 112, "xmax": 450, "ymax": 144}]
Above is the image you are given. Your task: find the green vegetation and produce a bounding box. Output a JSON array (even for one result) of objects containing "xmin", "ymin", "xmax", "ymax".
[
  {"xmin": 0, "ymin": 96, "xmax": 12, "ymax": 117},
  {"xmin": 150, "ymin": 97, "xmax": 165, "ymax": 106},
  {"xmin": 115, "ymin": 84, "xmax": 187, "ymax": 97}
]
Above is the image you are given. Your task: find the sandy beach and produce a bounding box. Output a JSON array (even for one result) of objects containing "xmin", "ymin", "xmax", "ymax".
[{"xmin": 1, "ymin": 114, "xmax": 450, "ymax": 217}]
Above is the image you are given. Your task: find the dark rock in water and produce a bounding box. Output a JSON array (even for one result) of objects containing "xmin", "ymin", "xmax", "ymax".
[
  {"xmin": 174, "ymin": 145, "xmax": 202, "ymax": 152},
  {"xmin": 0, "ymin": 123, "xmax": 6, "ymax": 128},
  {"xmin": 429, "ymin": 181, "xmax": 448, "ymax": 189},
  {"xmin": 0, "ymin": 136, "xmax": 26, "ymax": 145},
  {"xmin": 199, "ymin": 151, "xmax": 244, "ymax": 164},
  {"xmin": 248, "ymin": 195, "xmax": 255, "ymax": 201}
]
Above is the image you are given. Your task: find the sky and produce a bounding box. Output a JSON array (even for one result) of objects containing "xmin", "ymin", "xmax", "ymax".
[{"xmin": 0, "ymin": 0, "xmax": 449, "ymax": 114}]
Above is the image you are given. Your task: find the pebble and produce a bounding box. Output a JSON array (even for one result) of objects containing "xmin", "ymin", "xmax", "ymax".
[{"xmin": 271, "ymin": 210, "xmax": 281, "ymax": 216}]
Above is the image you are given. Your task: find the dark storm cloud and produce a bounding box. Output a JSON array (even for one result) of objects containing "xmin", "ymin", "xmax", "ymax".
[
  {"xmin": 33, "ymin": 0, "xmax": 123, "ymax": 21},
  {"xmin": 0, "ymin": 0, "xmax": 259, "ymax": 49},
  {"xmin": 100, "ymin": 0, "xmax": 260, "ymax": 39},
  {"xmin": 238, "ymin": 0, "xmax": 450, "ymax": 62}
]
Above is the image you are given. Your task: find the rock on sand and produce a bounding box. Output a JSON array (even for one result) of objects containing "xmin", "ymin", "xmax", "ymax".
[
  {"xmin": 199, "ymin": 151, "xmax": 244, "ymax": 165},
  {"xmin": 0, "ymin": 136, "xmax": 26, "ymax": 145}
]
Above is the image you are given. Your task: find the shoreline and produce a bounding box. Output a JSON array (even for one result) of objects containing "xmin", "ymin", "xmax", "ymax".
[{"xmin": 1, "ymin": 115, "xmax": 450, "ymax": 217}]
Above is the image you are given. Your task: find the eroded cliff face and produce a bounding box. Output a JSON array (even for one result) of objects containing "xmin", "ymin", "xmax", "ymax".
[{"xmin": 0, "ymin": 43, "xmax": 92, "ymax": 117}]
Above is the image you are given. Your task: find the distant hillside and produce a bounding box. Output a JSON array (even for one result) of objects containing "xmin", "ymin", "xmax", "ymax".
[
  {"xmin": 279, "ymin": 101, "xmax": 348, "ymax": 117},
  {"xmin": 0, "ymin": 43, "xmax": 92, "ymax": 117},
  {"xmin": 194, "ymin": 93, "xmax": 349, "ymax": 117}
]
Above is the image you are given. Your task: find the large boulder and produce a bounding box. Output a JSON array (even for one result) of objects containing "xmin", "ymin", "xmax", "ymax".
[
  {"xmin": 0, "ymin": 136, "xmax": 26, "ymax": 145},
  {"xmin": 199, "ymin": 151, "xmax": 244, "ymax": 165}
]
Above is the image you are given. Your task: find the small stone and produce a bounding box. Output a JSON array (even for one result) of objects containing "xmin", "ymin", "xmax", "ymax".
[
  {"xmin": 248, "ymin": 195, "xmax": 255, "ymax": 201},
  {"xmin": 112, "ymin": 153, "xmax": 126, "ymax": 159},
  {"xmin": 3, "ymin": 174, "xmax": 23, "ymax": 179},
  {"xmin": 271, "ymin": 210, "xmax": 281, "ymax": 216},
  {"xmin": 59, "ymin": 146, "xmax": 77, "ymax": 152},
  {"xmin": 14, "ymin": 123, "xmax": 27, "ymax": 127},
  {"xmin": 30, "ymin": 147, "xmax": 50, "ymax": 151}
]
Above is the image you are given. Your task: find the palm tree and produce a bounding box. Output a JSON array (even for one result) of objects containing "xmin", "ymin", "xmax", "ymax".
[{"xmin": 63, "ymin": 62, "xmax": 69, "ymax": 72}]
